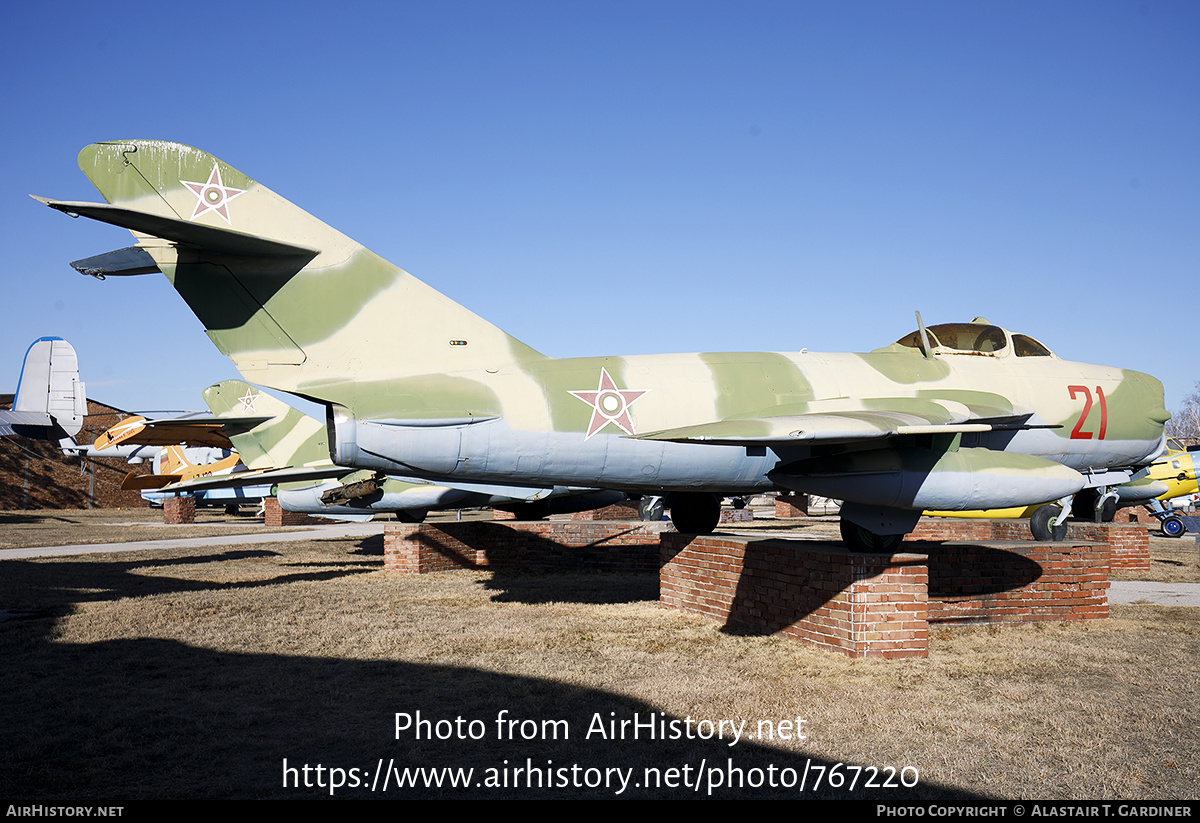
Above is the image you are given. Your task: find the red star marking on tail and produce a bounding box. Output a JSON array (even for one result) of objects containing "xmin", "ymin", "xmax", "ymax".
[
  {"xmin": 569, "ymin": 368, "xmax": 648, "ymax": 439},
  {"xmin": 182, "ymin": 164, "xmax": 246, "ymax": 224}
]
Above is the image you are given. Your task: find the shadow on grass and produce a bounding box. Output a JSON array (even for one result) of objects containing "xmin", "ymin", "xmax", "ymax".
[
  {"xmin": 484, "ymin": 570, "xmax": 661, "ymax": 605},
  {"xmin": 0, "ymin": 549, "xmax": 372, "ymax": 613},
  {"xmin": 0, "ymin": 512, "xmax": 87, "ymax": 526},
  {"xmin": 351, "ymin": 533, "xmax": 385, "ymax": 555},
  {"xmin": 1, "ymin": 631, "xmax": 995, "ymax": 800},
  {"xmin": 0, "ymin": 547, "xmax": 996, "ymax": 800}
]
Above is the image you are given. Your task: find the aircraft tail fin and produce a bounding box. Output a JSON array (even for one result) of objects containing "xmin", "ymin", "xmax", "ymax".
[
  {"xmin": 203, "ymin": 380, "xmax": 329, "ymax": 471},
  {"xmin": 40, "ymin": 140, "xmax": 544, "ymax": 414},
  {"xmin": 8, "ymin": 337, "xmax": 86, "ymax": 439},
  {"xmin": 158, "ymin": 445, "xmax": 196, "ymax": 477},
  {"xmin": 117, "ymin": 446, "xmax": 196, "ymax": 491}
]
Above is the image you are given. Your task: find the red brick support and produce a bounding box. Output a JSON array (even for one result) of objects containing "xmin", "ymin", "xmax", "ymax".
[
  {"xmin": 263, "ymin": 497, "xmax": 321, "ymax": 527},
  {"xmin": 384, "ymin": 521, "xmax": 671, "ymax": 573},
  {"xmin": 774, "ymin": 493, "xmax": 808, "ymax": 518},
  {"xmin": 918, "ymin": 540, "xmax": 1110, "ymax": 623},
  {"xmin": 905, "ymin": 518, "xmax": 994, "ymax": 542},
  {"xmin": 660, "ymin": 534, "xmax": 930, "ymax": 659},
  {"xmin": 908, "ymin": 517, "xmax": 1147, "ymax": 571},
  {"xmin": 1120, "ymin": 507, "xmax": 1161, "ymax": 526},
  {"xmin": 1061, "ymin": 522, "xmax": 1148, "ymax": 571},
  {"xmin": 660, "ymin": 532, "xmax": 1114, "ymax": 658},
  {"xmin": 570, "ymin": 502, "xmax": 640, "ymax": 521},
  {"xmin": 162, "ymin": 496, "xmax": 195, "ymax": 524}
]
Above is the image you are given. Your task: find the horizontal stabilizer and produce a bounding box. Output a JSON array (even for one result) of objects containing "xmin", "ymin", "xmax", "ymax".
[
  {"xmin": 121, "ymin": 472, "xmax": 180, "ymax": 490},
  {"xmin": 94, "ymin": 413, "xmax": 272, "ymax": 451},
  {"xmin": 0, "ymin": 410, "xmax": 54, "ymax": 436},
  {"xmin": 154, "ymin": 464, "xmax": 351, "ymax": 493},
  {"xmin": 95, "ymin": 415, "xmax": 219, "ymax": 450},
  {"xmin": 31, "ymin": 197, "xmax": 318, "ymax": 260},
  {"xmin": 70, "ymin": 247, "xmax": 160, "ymax": 277}
]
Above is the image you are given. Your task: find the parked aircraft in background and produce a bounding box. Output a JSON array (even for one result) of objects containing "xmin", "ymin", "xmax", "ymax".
[
  {"xmin": 92, "ymin": 411, "xmax": 236, "ymax": 451},
  {"xmin": 60, "ymin": 437, "xmax": 161, "ymax": 465},
  {"xmin": 38, "ymin": 140, "xmax": 1170, "ymax": 549},
  {"xmin": 1, "ymin": 337, "xmax": 85, "ymax": 440},
  {"xmin": 85, "ymin": 410, "xmax": 274, "ymax": 510},
  {"xmin": 929, "ymin": 437, "xmax": 1198, "ymax": 539},
  {"xmin": 1146, "ymin": 440, "xmax": 1200, "ymax": 537},
  {"xmin": 168, "ymin": 380, "xmax": 624, "ymax": 521}
]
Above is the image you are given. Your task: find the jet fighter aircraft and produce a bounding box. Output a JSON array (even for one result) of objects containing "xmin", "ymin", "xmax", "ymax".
[{"xmin": 36, "ymin": 140, "xmax": 1170, "ymax": 549}]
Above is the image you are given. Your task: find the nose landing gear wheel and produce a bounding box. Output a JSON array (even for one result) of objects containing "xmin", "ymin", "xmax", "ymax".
[
  {"xmin": 638, "ymin": 496, "xmax": 665, "ymax": 522},
  {"xmin": 1030, "ymin": 505, "xmax": 1068, "ymax": 542}
]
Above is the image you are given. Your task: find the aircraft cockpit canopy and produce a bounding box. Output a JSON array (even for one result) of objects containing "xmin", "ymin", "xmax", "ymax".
[{"xmin": 892, "ymin": 322, "xmax": 1054, "ymax": 357}]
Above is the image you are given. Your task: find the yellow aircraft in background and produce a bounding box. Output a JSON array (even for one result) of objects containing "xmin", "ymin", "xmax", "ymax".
[
  {"xmin": 928, "ymin": 438, "xmax": 1198, "ymax": 538},
  {"xmin": 92, "ymin": 410, "xmax": 257, "ymax": 491}
]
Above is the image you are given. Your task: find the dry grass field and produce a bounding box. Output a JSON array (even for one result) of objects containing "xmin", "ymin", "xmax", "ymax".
[
  {"xmin": 0, "ymin": 509, "xmax": 1196, "ymax": 799},
  {"xmin": 0, "ymin": 508, "xmax": 313, "ymax": 548}
]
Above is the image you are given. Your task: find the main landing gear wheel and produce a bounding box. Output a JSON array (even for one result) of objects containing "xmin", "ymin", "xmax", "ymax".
[
  {"xmin": 838, "ymin": 519, "xmax": 904, "ymax": 554},
  {"xmin": 669, "ymin": 493, "xmax": 720, "ymax": 534},
  {"xmin": 1072, "ymin": 490, "xmax": 1118, "ymax": 523},
  {"xmin": 638, "ymin": 496, "xmax": 665, "ymax": 522},
  {"xmin": 1161, "ymin": 515, "xmax": 1186, "ymax": 538},
  {"xmin": 1030, "ymin": 505, "xmax": 1067, "ymax": 542},
  {"xmin": 1099, "ymin": 497, "xmax": 1117, "ymax": 523}
]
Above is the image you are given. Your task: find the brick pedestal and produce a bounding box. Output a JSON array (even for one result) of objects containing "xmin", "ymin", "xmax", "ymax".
[
  {"xmin": 571, "ymin": 502, "xmax": 640, "ymax": 521},
  {"xmin": 908, "ymin": 517, "xmax": 1148, "ymax": 571},
  {"xmin": 1060, "ymin": 522, "xmax": 1148, "ymax": 571},
  {"xmin": 774, "ymin": 493, "xmax": 809, "ymax": 518},
  {"xmin": 1120, "ymin": 507, "xmax": 1160, "ymax": 526},
  {"xmin": 384, "ymin": 521, "xmax": 672, "ymax": 573},
  {"xmin": 162, "ymin": 496, "xmax": 195, "ymax": 524},
  {"xmin": 263, "ymin": 497, "xmax": 321, "ymax": 527},
  {"xmin": 660, "ymin": 532, "xmax": 1112, "ymax": 659},
  {"xmin": 918, "ymin": 540, "xmax": 1110, "ymax": 623},
  {"xmin": 660, "ymin": 534, "xmax": 929, "ymax": 658}
]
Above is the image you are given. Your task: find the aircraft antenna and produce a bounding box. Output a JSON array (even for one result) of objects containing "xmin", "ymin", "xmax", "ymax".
[{"xmin": 915, "ymin": 311, "xmax": 933, "ymax": 360}]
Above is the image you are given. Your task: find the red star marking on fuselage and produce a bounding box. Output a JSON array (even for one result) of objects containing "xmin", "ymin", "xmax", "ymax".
[
  {"xmin": 181, "ymin": 164, "xmax": 246, "ymax": 224},
  {"xmin": 237, "ymin": 390, "xmax": 258, "ymax": 414},
  {"xmin": 568, "ymin": 367, "xmax": 648, "ymax": 440}
]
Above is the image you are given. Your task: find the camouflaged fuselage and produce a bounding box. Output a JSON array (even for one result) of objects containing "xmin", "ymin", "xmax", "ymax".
[
  {"xmin": 327, "ymin": 346, "xmax": 1166, "ymax": 494},
  {"xmin": 43, "ymin": 141, "xmax": 1169, "ymax": 505}
]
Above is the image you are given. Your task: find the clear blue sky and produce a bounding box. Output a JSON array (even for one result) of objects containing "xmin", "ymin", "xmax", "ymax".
[{"xmin": 2, "ymin": 1, "xmax": 1197, "ymax": 415}]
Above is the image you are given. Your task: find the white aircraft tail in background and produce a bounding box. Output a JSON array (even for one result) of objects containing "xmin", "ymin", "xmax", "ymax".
[{"xmin": 2, "ymin": 337, "xmax": 86, "ymax": 440}]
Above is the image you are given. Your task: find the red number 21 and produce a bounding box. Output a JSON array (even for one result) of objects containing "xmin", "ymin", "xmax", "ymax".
[{"xmin": 1068, "ymin": 385, "xmax": 1107, "ymax": 440}]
